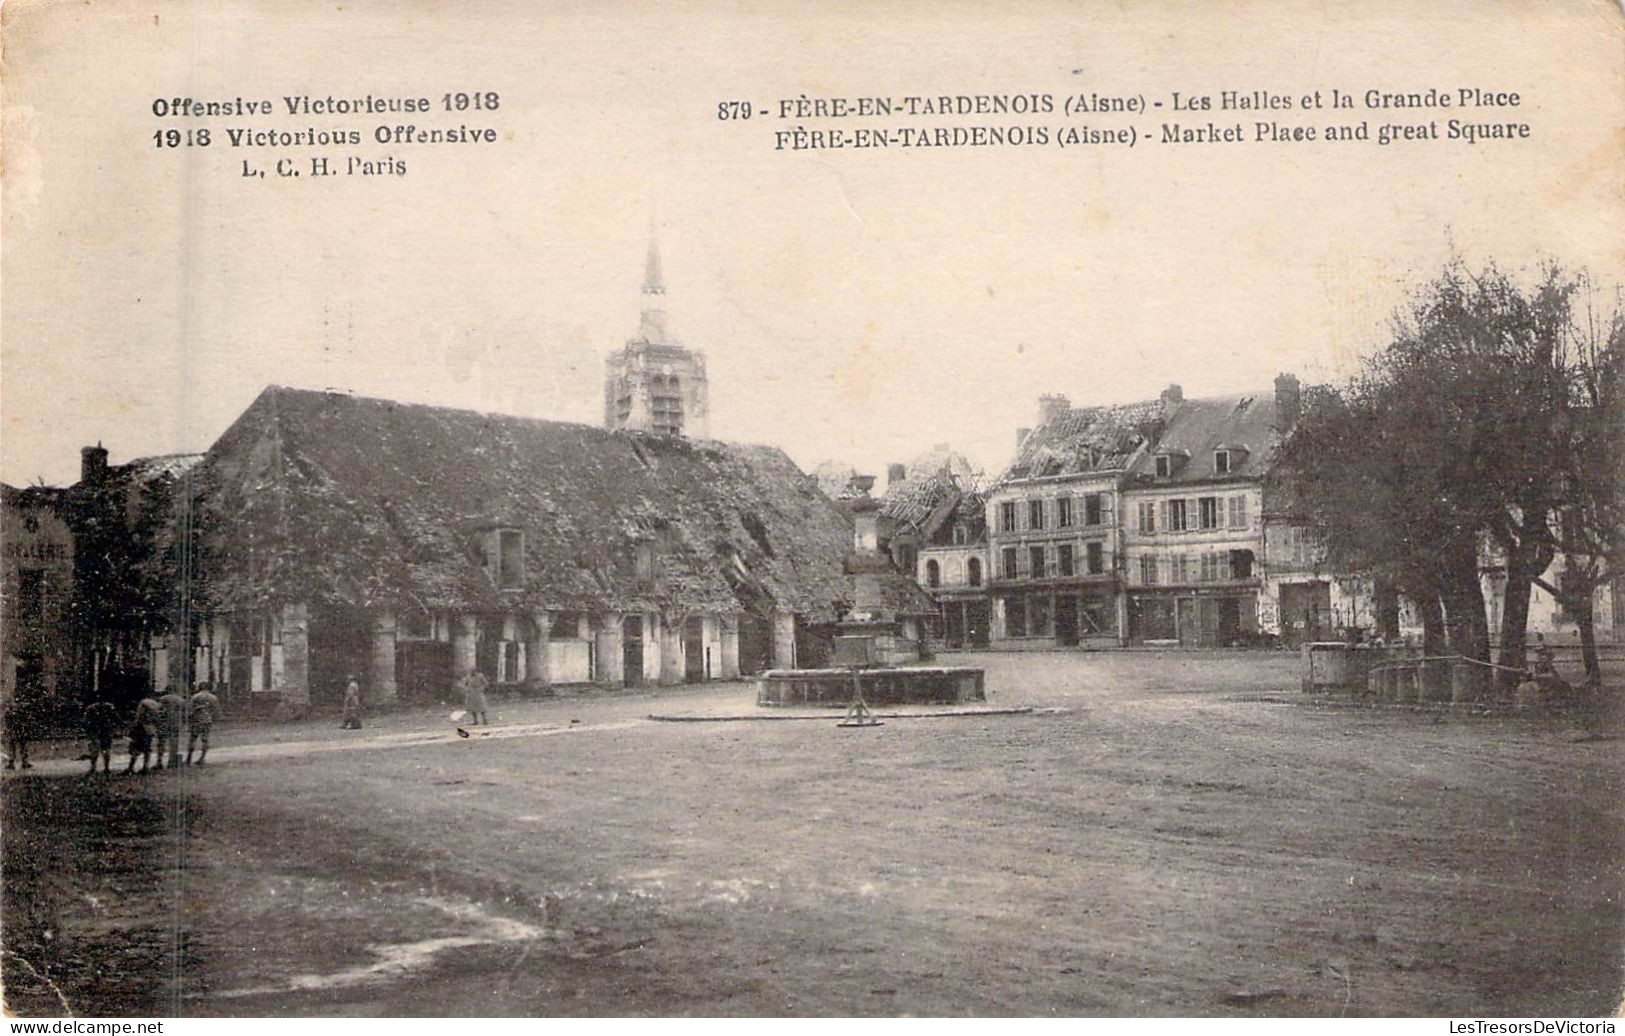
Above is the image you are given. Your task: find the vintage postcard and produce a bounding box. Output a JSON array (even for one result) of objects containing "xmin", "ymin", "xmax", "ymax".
[{"xmin": 2, "ymin": 0, "xmax": 1623, "ymax": 1022}]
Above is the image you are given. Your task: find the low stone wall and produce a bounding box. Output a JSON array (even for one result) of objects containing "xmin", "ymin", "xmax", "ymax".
[
  {"xmin": 757, "ymin": 666, "xmax": 986, "ymax": 707},
  {"xmin": 1302, "ymin": 642, "xmax": 1393, "ymax": 693}
]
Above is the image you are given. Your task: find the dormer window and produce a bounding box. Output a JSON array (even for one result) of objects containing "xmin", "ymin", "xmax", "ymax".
[
  {"xmin": 497, "ymin": 529, "xmax": 525, "ymax": 589},
  {"xmin": 1214, "ymin": 449, "xmax": 1231, "ymax": 474},
  {"xmin": 1154, "ymin": 455, "xmax": 1172, "ymax": 478}
]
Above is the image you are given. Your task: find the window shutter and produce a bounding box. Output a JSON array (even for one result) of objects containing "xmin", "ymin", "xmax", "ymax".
[
  {"xmin": 1159, "ymin": 501, "xmax": 1169, "ymax": 530},
  {"xmin": 1236, "ymin": 496, "xmax": 1248, "ymax": 529}
]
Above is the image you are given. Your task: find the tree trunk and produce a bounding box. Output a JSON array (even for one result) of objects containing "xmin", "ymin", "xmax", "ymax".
[
  {"xmin": 1374, "ymin": 576, "xmax": 1401, "ymax": 641},
  {"xmin": 1497, "ymin": 554, "xmax": 1533, "ymax": 691},
  {"xmin": 1418, "ymin": 594, "xmax": 1445, "ymax": 655},
  {"xmin": 1574, "ymin": 592, "xmax": 1601, "ymax": 689},
  {"xmin": 1418, "ymin": 594, "xmax": 1448, "ymax": 700},
  {"xmin": 1443, "ymin": 554, "xmax": 1491, "ymax": 664}
]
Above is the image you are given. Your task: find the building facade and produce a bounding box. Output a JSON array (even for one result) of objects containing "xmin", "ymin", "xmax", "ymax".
[
  {"xmin": 3, "ymin": 448, "xmax": 205, "ymax": 714},
  {"xmin": 178, "ymin": 385, "xmax": 855, "ymax": 710},
  {"xmin": 1118, "ymin": 380, "xmax": 1296, "ymax": 646},
  {"xmin": 915, "ymin": 490, "xmax": 990, "ymax": 649},
  {"xmin": 2, "ymin": 484, "xmax": 75, "ymax": 709},
  {"xmin": 985, "ymin": 393, "xmax": 1165, "ymax": 648}
]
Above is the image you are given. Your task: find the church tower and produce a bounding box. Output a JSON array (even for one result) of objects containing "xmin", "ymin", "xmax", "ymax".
[{"xmin": 604, "ymin": 232, "xmax": 710, "ymax": 437}]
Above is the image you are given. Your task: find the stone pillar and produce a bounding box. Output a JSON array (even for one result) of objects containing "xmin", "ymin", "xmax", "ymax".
[
  {"xmin": 280, "ymin": 601, "xmax": 310, "ymax": 705},
  {"xmin": 596, "ymin": 612, "xmax": 624, "ymax": 686},
  {"xmin": 370, "ymin": 608, "xmax": 398, "ymax": 703},
  {"xmin": 772, "ymin": 609, "xmax": 797, "ymax": 670},
  {"xmin": 527, "ymin": 610, "xmax": 551, "ymax": 690},
  {"xmin": 453, "ymin": 613, "xmax": 478, "ymax": 680},
  {"xmin": 660, "ymin": 614, "xmax": 684, "ymax": 685},
  {"xmin": 720, "ymin": 615, "xmax": 740, "ymax": 679}
]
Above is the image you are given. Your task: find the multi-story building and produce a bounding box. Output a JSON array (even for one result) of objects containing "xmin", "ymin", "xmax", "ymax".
[
  {"xmin": 1119, "ymin": 377, "xmax": 1297, "ymax": 646},
  {"xmin": 3, "ymin": 447, "xmax": 202, "ymax": 715},
  {"xmin": 911, "ymin": 485, "xmax": 990, "ymax": 650},
  {"xmin": 2, "ymin": 483, "xmax": 74, "ymax": 709},
  {"xmin": 984, "ymin": 393, "xmax": 1165, "ymax": 648}
]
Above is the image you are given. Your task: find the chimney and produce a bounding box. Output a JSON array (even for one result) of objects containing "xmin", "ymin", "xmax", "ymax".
[
  {"xmin": 1037, "ymin": 394, "xmax": 1070, "ymax": 425},
  {"xmin": 1016, "ymin": 427, "xmax": 1032, "ymax": 449},
  {"xmin": 887, "ymin": 463, "xmax": 907, "ymax": 488},
  {"xmin": 1160, "ymin": 383, "xmax": 1183, "ymax": 406},
  {"xmin": 1275, "ymin": 373, "xmax": 1302, "ymax": 430},
  {"xmin": 80, "ymin": 443, "xmax": 108, "ymax": 484}
]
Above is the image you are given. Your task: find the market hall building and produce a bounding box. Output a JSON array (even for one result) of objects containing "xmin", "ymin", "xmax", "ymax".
[{"xmin": 182, "ymin": 385, "xmax": 862, "ymax": 711}]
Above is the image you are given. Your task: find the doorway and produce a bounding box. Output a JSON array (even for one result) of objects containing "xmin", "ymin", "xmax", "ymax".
[
  {"xmin": 684, "ymin": 616, "xmax": 706, "ymax": 683},
  {"xmin": 1054, "ymin": 595, "xmax": 1080, "ymax": 646},
  {"xmin": 738, "ymin": 615, "xmax": 772, "ymax": 674},
  {"xmin": 1218, "ymin": 597, "xmax": 1242, "ymax": 645},
  {"xmin": 623, "ymin": 615, "xmax": 644, "ymax": 686},
  {"xmin": 965, "ymin": 600, "xmax": 991, "ymax": 648}
]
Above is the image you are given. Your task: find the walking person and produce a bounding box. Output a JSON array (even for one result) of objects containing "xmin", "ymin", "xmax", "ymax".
[
  {"xmin": 126, "ymin": 693, "xmax": 160, "ymax": 774},
  {"xmin": 186, "ymin": 683, "xmax": 220, "ymax": 765},
  {"xmin": 3, "ymin": 690, "xmax": 34, "ymax": 770},
  {"xmin": 458, "ymin": 667, "xmax": 490, "ymax": 726},
  {"xmin": 81, "ymin": 697, "xmax": 120, "ymax": 775},
  {"xmin": 340, "ymin": 675, "xmax": 363, "ymax": 730},
  {"xmin": 156, "ymin": 685, "xmax": 186, "ymax": 770}
]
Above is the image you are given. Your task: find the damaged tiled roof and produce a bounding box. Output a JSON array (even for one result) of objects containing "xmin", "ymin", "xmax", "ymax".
[
  {"xmin": 190, "ymin": 386, "xmax": 856, "ymax": 622},
  {"xmin": 879, "ymin": 467, "xmax": 962, "ymax": 529},
  {"xmin": 999, "ymin": 400, "xmax": 1164, "ymax": 482}
]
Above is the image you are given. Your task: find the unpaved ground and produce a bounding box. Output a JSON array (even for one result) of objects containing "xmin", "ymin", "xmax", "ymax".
[{"xmin": 3, "ymin": 651, "xmax": 1621, "ymax": 1017}]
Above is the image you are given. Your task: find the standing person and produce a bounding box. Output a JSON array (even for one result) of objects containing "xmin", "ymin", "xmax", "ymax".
[
  {"xmin": 81, "ymin": 697, "xmax": 120, "ymax": 774},
  {"xmin": 458, "ymin": 667, "xmax": 490, "ymax": 726},
  {"xmin": 126, "ymin": 693, "xmax": 160, "ymax": 774},
  {"xmin": 3, "ymin": 691, "xmax": 33, "ymax": 770},
  {"xmin": 186, "ymin": 683, "xmax": 220, "ymax": 765},
  {"xmin": 340, "ymin": 675, "xmax": 363, "ymax": 730},
  {"xmin": 156, "ymin": 685, "xmax": 187, "ymax": 770}
]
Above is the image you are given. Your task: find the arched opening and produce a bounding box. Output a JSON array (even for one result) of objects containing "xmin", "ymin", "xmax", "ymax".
[
  {"xmin": 926, "ymin": 559, "xmax": 941, "ymax": 588},
  {"xmin": 967, "ymin": 557, "xmax": 982, "ymax": 587}
]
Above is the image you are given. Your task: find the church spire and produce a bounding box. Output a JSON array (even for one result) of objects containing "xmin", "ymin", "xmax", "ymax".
[
  {"xmin": 642, "ymin": 226, "xmax": 665, "ymax": 297},
  {"xmin": 637, "ymin": 222, "xmax": 671, "ymax": 341}
]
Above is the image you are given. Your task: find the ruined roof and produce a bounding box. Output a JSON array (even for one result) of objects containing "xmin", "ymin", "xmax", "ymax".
[
  {"xmin": 1124, "ymin": 393, "xmax": 1282, "ymax": 486},
  {"xmin": 999, "ymin": 400, "xmax": 1164, "ymax": 483},
  {"xmin": 122, "ymin": 453, "xmax": 204, "ymax": 483},
  {"xmin": 190, "ymin": 386, "xmax": 855, "ymax": 621},
  {"xmin": 924, "ymin": 489, "xmax": 988, "ymax": 546},
  {"xmin": 880, "ymin": 467, "xmax": 962, "ymax": 529}
]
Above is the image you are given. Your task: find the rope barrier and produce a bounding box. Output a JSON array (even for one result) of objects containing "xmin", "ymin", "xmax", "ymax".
[{"xmin": 1367, "ymin": 654, "xmax": 1528, "ymax": 675}]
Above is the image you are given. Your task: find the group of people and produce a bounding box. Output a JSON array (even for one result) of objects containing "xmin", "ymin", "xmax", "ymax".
[
  {"xmin": 112, "ymin": 684, "xmax": 220, "ymax": 774},
  {"xmin": 7, "ymin": 665, "xmax": 499, "ymax": 770},
  {"xmin": 2, "ymin": 683, "xmax": 219, "ymax": 774}
]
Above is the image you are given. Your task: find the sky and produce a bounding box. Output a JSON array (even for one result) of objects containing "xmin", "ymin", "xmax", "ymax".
[{"xmin": 4, "ymin": 0, "xmax": 1622, "ymax": 487}]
